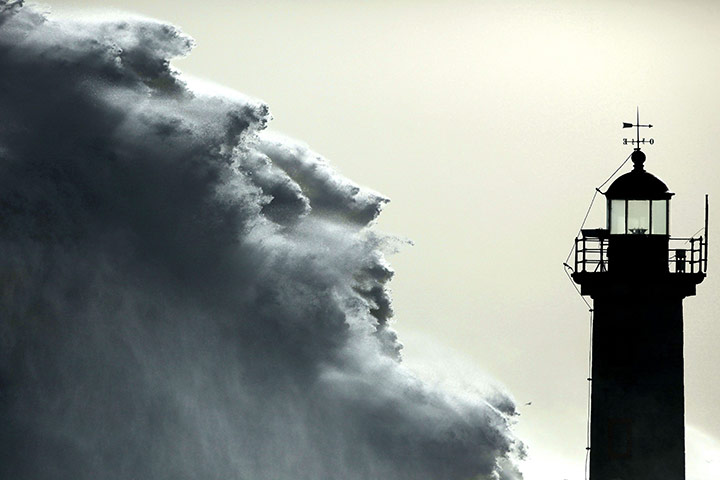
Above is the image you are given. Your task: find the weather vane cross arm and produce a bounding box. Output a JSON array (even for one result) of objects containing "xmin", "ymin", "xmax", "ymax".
[{"xmin": 622, "ymin": 107, "xmax": 654, "ymax": 149}]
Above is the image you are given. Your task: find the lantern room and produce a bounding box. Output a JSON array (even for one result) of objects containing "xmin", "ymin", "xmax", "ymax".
[
  {"xmin": 603, "ymin": 150, "xmax": 673, "ymax": 273},
  {"xmin": 605, "ymin": 149, "xmax": 673, "ymax": 235}
]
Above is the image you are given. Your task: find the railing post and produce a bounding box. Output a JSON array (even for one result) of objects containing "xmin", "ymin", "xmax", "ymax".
[
  {"xmin": 706, "ymin": 194, "xmax": 709, "ymax": 274},
  {"xmin": 691, "ymin": 239, "xmax": 696, "ymax": 274},
  {"xmin": 575, "ymin": 237, "xmax": 579, "ymax": 272}
]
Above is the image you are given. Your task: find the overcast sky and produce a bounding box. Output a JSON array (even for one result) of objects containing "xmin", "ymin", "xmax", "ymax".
[{"xmin": 45, "ymin": 1, "xmax": 720, "ymax": 478}]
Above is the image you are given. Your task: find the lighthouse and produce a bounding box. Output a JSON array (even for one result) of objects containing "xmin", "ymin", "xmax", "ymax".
[{"xmin": 571, "ymin": 117, "xmax": 707, "ymax": 480}]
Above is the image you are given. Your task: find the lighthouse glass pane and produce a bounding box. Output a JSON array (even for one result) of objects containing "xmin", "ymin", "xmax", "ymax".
[
  {"xmin": 627, "ymin": 200, "xmax": 650, "ymax": 234},
  {"xmin": 652, "ymin": 200, "xmax": 668, "ymax": 235},
  {"xmin": 610, "ymin": 200, "xmax": 626, "ymax": 234}
]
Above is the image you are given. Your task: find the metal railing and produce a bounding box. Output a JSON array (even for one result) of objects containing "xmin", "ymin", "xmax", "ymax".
[
  {"xmin": 668, "ymin": 237, "xmax": 706, "ymax": 274},
  {"xmin": 574, "ymin": 236, "xmax": 608, "ymax": 273},
  {"xmin": 574, "ymin": 235, "xmax": 706, "ymax": 274}
]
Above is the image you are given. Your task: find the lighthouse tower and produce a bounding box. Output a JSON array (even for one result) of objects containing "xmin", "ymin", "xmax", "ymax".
[{"xmin": 571, "ymin": 121, "xmax": 706, "ymax": 480}]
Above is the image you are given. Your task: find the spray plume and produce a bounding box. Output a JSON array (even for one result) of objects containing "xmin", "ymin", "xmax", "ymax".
[{"xmin": 0, "ymin": 2, "xmax": 523, "ymax": 478}]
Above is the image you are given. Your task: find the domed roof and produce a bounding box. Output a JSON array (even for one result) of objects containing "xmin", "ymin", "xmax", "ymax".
[{"xmin": 605, "ymin": 150, "xmax": 673, "ymax": 200}]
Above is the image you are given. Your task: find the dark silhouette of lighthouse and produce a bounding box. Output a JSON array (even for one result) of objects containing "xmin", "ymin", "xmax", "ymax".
[{"xmin": 571, "ymin": 115, "xmax": 707, "ymax": 480}]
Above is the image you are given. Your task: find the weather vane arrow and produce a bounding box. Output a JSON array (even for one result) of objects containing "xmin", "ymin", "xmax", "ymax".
[{"xmin": 622, "ymin": 107, "xmax": 654, "ymax": 149}]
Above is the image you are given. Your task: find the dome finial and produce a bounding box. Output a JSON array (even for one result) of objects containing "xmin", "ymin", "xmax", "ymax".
[{"xmin": 631, "ymin": 149, "xmax": 646, "ymax": 171}]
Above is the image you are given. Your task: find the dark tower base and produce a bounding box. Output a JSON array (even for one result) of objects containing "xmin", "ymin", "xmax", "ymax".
[
  {"xmin": 573, "ymin": 272, "xmax": 703, "ymax": 480},
  {"xmin": 592, "ymin": 281, "xmax": 684, "ymax": 480}
]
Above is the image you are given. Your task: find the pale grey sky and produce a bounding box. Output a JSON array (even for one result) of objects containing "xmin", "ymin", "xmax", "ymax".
[{"xmin": 47, "ymin": 1, "xmax": 720, "ymax": 478}]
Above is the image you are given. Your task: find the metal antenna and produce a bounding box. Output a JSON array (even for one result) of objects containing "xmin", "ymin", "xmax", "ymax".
[{"xmin": 622, "ymin": 107, "xmax": 654, "ymax": 149}]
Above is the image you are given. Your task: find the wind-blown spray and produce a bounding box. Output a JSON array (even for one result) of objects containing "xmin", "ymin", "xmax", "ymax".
[{"xmin": 0, "ymin": 2, "xmax": 523, "ymax": 478}]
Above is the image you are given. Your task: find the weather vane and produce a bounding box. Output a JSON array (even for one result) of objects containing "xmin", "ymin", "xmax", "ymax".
[{"xmin": 622, "ymin": 107, "xmax": 654, "ymax": 149}]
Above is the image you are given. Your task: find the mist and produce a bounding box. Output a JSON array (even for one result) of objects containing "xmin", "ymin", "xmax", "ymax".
[{"xmin": 0, "ymin": 1, "xmax": 523, "ymax": 478}]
